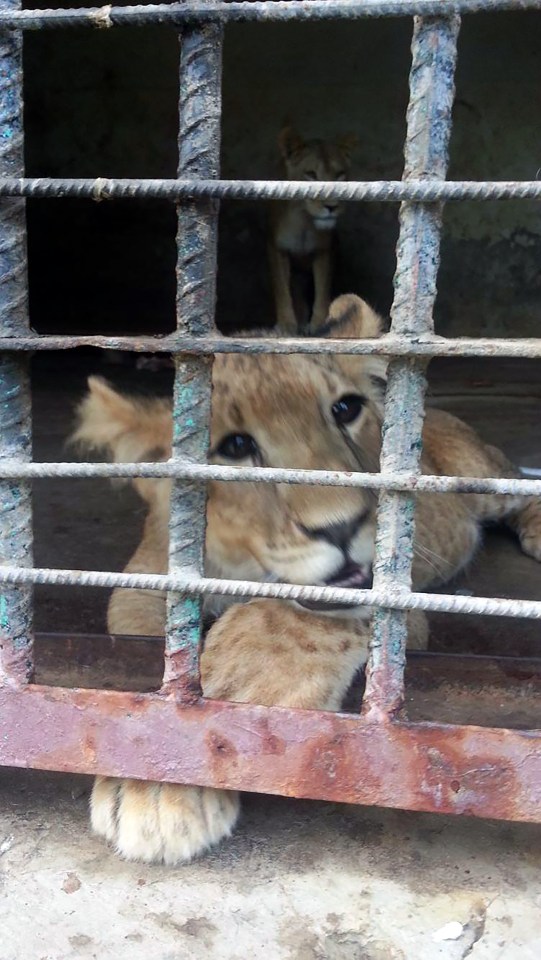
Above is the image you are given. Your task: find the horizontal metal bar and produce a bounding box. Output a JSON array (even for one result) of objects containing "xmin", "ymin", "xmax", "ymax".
[
  {"xmin": 1, "ymin": 683, "xmax": 539, "ymax": 823},
  {"xmin": 0, "ymin": 0, "xmax": 529, "ymax": 33},
  {"xmin": 2, "ymin": 177, "xmax": 541, "ymax": 203},
  {"xmin": 1, "ymin": 564, "xmax": 540, "ymax": 620},
  {"xmin": 1, "ymin": 0, "xmax": 541, "ymax": 31},
  {"xmin": 2, "ymin": 458, "xmax": 541, "ymax": 496},
  {"xmin": 2, "ymin": 333, "xmax": 541, "ymax": 357}
]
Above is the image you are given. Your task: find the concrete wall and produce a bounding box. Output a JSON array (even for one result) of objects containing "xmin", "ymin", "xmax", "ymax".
[{"xmin": 23, "ymin": 13, "xmax": 541, "ymax": 336}]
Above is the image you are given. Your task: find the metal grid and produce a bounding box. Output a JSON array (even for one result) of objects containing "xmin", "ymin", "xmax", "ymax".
[{"xmin": 0, "ymin": 0, "xmax": 540, "ymax": 823}]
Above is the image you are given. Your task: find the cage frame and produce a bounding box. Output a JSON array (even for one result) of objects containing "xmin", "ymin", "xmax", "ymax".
[{"xmin": 0, "ymin": 0, "xmax": 540, "ymax": 825}]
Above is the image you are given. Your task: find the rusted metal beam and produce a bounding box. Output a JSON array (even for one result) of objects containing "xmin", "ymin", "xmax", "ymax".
[
  {"xmin": 164, "ymin": 22, "xmax": 222, "ymax": 698},
  {"xmin": 363, "ymin": 15, "xmax": 461, "ymax": 721},
  {"xmin": 0, "ymin": 682, "xmax": 539, "ymax": 823},
  {"xmin": 0, "ymin": 0, "xmax": 33, "ymax": 685}
]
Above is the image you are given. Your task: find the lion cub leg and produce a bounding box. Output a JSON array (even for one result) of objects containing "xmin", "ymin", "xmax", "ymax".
[
  {"xmin": 473, "ymin": 442, "xmax": 541, "ymax": 563},
  {"xmin": 91, "ymin": 601, "xmax": 371, "ymax": 865},
  {"xmin": 91, "ymin": 603, "xmax": 429, "ymax": 865},
  {"xmin": 506, "ymin": 498, "xmax": 541, "ymax": 562}
]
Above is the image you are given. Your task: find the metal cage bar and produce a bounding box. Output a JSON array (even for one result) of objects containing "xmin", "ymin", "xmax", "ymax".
[
  {"xmin": 1, "ymin": 0, "xmax": 541, "ymax": 31},
  {"xmin": 164, "ymin": 22, "xmax": 222, "ymax": 698},
  {"xmin": 2, "ymin": 177, "xmax": 541, "ymax": 203},
  {"xmin": 1, "ymin": 563, "xmax": 541, "ymax": 620},
  {"xmin": 1, "ymin": 460, "xmax": 541, "ymax": 497},
  {"xmin": 0, "ymin": 0, "xmax": 33, "ymax": 685},
  {"xmin": 2, "ymin": 331, "xmax": 541, "ymax": 357},
  {"xmin": 363, "ymin": 15, "xmax": 460, "ymax": 720}
]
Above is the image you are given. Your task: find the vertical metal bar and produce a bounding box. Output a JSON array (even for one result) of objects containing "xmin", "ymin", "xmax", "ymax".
[
  {"xmin": 0, "ymin": 1, "xmax": 33, "ymax": 684},
  {"xmin": 362, "ymin": 15, "xmax": 460, "ymax": 721},
  {"xmin": 163, "ymin": 24, "xmax": 223, "ymax": 699}
]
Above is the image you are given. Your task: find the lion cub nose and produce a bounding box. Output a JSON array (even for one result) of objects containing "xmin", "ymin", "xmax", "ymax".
[{"xmin": 298, "ymin": 510, "xmax": 368, "ymax": 552}]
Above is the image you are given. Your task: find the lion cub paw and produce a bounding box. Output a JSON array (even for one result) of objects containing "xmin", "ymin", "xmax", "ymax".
[
  {"xmin": 90, "ymin": 776, "xmax": 240, "ymax": 865},
  {"xmin": 515, "ymin": 501, "xmax": 541, "ymax": 563}
]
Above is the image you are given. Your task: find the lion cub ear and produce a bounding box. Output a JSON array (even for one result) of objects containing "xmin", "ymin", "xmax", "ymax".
[
  {"xmin": 313, "ymin": 295, "xmax": 388, "ymax": 397},
  {"xmin": 278, "ymin": 125, "xmax": 305, "ymax": 161},
  {"xmin": 314, "ymin": 294, "xmax": 385, "ymax": 340},
  {"xmin": 71, "ymin": 376, "xmax": 171, "ymax": 464},
  {"xmin": 335, "ymin": 133, "xmax": 359, "ymax": 163}
]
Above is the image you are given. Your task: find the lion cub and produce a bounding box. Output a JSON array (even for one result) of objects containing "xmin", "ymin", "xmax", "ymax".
[{"xmin": 269, "ymin": 126, "xmax": 357, "ymax": 332}]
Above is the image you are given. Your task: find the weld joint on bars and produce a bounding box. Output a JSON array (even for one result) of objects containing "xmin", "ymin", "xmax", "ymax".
[
  {"xmin": 1, "ymin": 1, "xmax": 541, "ymax": 31},
  {"xmin": 1, "ymin": 178, "xmax": 541, "ymax": 202},
  {"xmin": 0, "ymin": 564, "xmax": 540, "ymax": 621},
  {"xmin": 0, "ymin": 459, "xmax": 540, "ymax": 497}
]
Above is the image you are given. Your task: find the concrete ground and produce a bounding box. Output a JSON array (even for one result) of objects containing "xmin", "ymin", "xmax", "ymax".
[
  {"xmin": 1, "ymin": 768, "xmax": 540, "ymax": 960},
  {"xmin": 1, "ymin": 352, "xmax": 540, "ymax": 959}
]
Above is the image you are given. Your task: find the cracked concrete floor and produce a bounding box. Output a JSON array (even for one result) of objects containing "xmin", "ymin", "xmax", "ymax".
[{"xmin": 1, "ymin": 768, "xmax": 540, "ymax": 960}]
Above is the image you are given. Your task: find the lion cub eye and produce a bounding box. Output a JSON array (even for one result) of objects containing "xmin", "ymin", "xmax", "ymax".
[
  {"xmin": 331, "ymin": 394, "xmax": 366, "ymax": 426},
  {"xmin": 216, "ymin": 433, "xmax": 259, "ymax": 461}
]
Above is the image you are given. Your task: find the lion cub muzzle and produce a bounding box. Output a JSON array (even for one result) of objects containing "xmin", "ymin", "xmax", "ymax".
[{"xmin": 294, "ymin": 509, "xmax": 374, "ymax": 612}]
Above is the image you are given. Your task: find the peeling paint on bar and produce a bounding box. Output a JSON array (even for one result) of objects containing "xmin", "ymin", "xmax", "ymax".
[
  {"xmin": 363, "ymin": 16, "xmax": 461, "ymax": 722},
  {"xmin": 165, "ymin": 23, "xmax": 222, "ymax": 699},
  {"xmin": 0, "ymin": 0, "xmax": 33, "ymax": 685}
]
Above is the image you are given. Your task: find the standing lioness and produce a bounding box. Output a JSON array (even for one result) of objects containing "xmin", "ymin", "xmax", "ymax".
[
  {"xmin": 269, "ymin": 126, "xmax": 357, "ymax": 332},
  {"xmin": 74, "ymin": 294, "xmax": 541, "ymax": 865}
]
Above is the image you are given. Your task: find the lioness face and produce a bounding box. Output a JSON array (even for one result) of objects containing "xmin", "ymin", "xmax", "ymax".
[
  {"xmin": 207, "ymin": 349, "xmax": 385, "ymax": 614},
  {"xmin": 278, "ymin": 126, "xmax": 357, "ymax": 232}
]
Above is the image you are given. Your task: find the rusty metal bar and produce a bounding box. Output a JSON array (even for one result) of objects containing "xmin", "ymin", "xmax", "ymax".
[
  {"xmin": 1, "ymin": 564, "xmax": 541, "ymax": 621},
  {"xmin": 0, "ymin": 0, "xmax": 541, "ymax": 31},
  {"xmin": 2, "ymin": 177, "xmax": 541, "ymax": 203},
  {"xmin": 1, "ymin": 460, "xmax": 541, "ymax": 497},
  {"xmin": 0, "ymin": 0, "xmax": 33, "ymax": 685},
  {"xmin": 363, "ymin": 16, "xmax": 461, "ymax": 722},
  {"xmin": 3, "ymin": 332, "xmax": 541, "ymax": 357},
  {"xmin": 0, "ymin": 682, "xmax": 539, "ymax": 823},
  {"xmin": 164, "ymin": 22, "xmax": 222, "ymax": 699}
]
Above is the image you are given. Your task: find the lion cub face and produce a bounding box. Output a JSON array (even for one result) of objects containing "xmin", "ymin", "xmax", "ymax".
[
  {"xmin": 74, "ymin": 296, "xmax": 386, "ymax": 617},
  {"xmin": 278, "ymin": 126, "xmax": 357, "ymax": 231}
]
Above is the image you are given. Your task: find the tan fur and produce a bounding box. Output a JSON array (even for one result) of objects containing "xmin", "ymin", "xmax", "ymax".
[
  {"xmin": 75, "ymin": 293, "xmax": 541, "ymax": 865},
  {"xmin": 269, "ymin": 126, "xmax": 357, "ymax": 332},
  {"xmin": 90, "ymin": 601, "xmax": 428, "ymax": 866}
]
